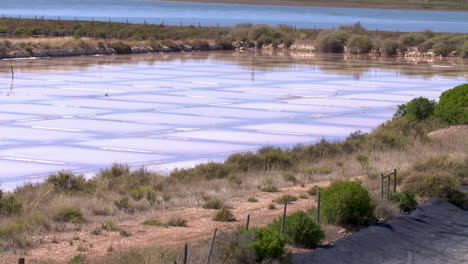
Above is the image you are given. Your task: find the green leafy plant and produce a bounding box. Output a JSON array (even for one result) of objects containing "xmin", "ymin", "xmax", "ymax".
[
  {"xmin": 434, "ymin": 84, "xmax": 467, "ymax": 125},
  {"xmin": 247, "ymin": 197, "xmax": 259, "ymax": 202},
  {"xmin": 390, "ymin": 191, "xmax": 418, "ymax": 212},
  {"xmin": 393, "ymin": 97, "xmax": 436, "ymax": 121},
  {"xmin": 53, "ymin": 208, "xmax": 83, "ymax": 224},
  {"xmin": 321, "ymin": 181, "xmax": 375, "ymax": 226},
  {"xmin": 242, "ymin": 227, "xmax": 285, "ymax": 261},
  {"xmin": 213, "ymin": 207, "xmax": 236, "ymax": 222},
  {"xmin": 167, "ymin": 217, "xmax": 187, "ymax": 227},
  {"xmin": 274, "ymin": 194, "xmax": 298, "ymax": 204},
  {"xmin": 202, "ymin": 199, "xmax": 224, "ymax": 209},
  {"xmin": 261, "ymin": 186, "xmax": 279, "ymax": 192},
  {"xmin": 268, "ymin": 210, "xmax": 324, "ymax": 248}
]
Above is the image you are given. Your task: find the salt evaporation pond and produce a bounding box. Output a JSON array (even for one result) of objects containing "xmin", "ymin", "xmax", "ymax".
[{"xmin": 0, "ymin": 52, "xmax": 467, "ymax": 189}]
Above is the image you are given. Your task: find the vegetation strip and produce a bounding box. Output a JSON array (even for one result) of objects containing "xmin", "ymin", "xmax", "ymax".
[{"xmin": 1, "ymin": 19, "xmax": 467, "ymax": 59}]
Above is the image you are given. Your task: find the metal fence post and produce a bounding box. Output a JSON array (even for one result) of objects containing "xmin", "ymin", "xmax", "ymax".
[
  {"xmin": 206, "ymin": 228, "xmax": 217, "ymax": 264},
  {"xmin": 183, "ymin": 243, "xmax": 188, "ymax": 264},
  {"xmin": 245, "ymin": 214, "xmax": 250, "ymax": 230},
  {"xmin": 387, "ymin": 174, "xmax": 391, "ymax": 199},
  {"xmin": 316, "ymin": 190, "xmax": 321, "ymax": 223},
  {"xmin": 18, "ymin": 258, "xmax": 25, "ymax": 264},
  {"xmin": 393, "ymin": 169, "xmax": 397, "ymax": 193},
  {"xmin": 281, "ymin": 202, "xmax": 287, "ymax": 233}
]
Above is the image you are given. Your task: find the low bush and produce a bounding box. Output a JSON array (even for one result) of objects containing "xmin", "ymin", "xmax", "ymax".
[
  {"xmin": 399, "ymin": 33, "xmax": 426, "ymax": 49},
  {"xmin": 393, "ymin": 97, "xmax": 436, "ymax": 121},
  {"xmin": 46, "ymin": 171, "xmax": 91, "ymax": 193},
  {"xmin": 274, "ymin": 194, "xmax": 298, "ymax": 204},
  {"xmin": 242, "ymin": 227, "xmax": 285, "ymax": 261},
  {"xmin": 247, "ymin": 197, "xmax": 259, "ymax": 202},
  {"xmin": 0, "ymin": 193, "xmax": 22, "ymax": 216},
  {"xmin": 402, "ymin": 171, "xmax": 459, "ymax": 200},
  {"xmin": 101, "ymin": 219, "xmax": 118, "ymax": 231},
  {"xmin": 321, "ymin": 181, "xmax": 375, "ymax": 226},
  {"xmin": 53, "ymin": 207, "xmax": 83, "ymax": 224},
  {"xmin": 261, "ymin": 186, "xmax": 279, "ymax": 192},
  {"xmin": 202, "ymin": 199, "xmax": 224, "ymax": 209},
  {"xmin": 213, "ymin": 207, "xmax": 236, "ymax": 222},
  {"xmin": 390, "ymin": 191, "xmax": 418, "ymax": 212},
  {"xmin": 347, "ymin": 35, "xmax": 373, "ymax": 54},
  {"xmin": 268, "ymin": 210, "xmax": 324, "ymax": 248},
  {"xmin": 167, "ymin": 217, "xmax": 187, "ymax": 227},
  {"xmin": 142, "ymin": 219, "xmax": 162, "ymax": 226},
  {"xmin": 315, "ymin": 30, "xmax": 349, "ymax": 53},
  {"xmin": 307, "ymin": 185, "xmax": 320, "ymax": 196},
  {"xmin": 382, "ymin": 39, "xmax": 399, "ymax": 55},
  {"xmin": 434, "ymin": 84, "xmax": 467, "ymax": 125}
]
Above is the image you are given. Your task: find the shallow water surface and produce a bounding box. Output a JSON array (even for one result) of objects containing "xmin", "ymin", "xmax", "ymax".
[
  {"xmin": 0, "ymin": 52, "xmax": 466, "ymax": 189},
  {"xmin": 2, "ymin": 0, "xmax": 468, "ymax": 32}
]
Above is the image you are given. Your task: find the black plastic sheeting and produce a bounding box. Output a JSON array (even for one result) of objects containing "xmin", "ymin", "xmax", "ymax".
[{"xmin": 292, "ymin": 198, "xmax": 468, "ymax": 264}]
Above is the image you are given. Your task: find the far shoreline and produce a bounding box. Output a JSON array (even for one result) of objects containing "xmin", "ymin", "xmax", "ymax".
[{"xmin": 158, "ymin": 0, "xmax": 468, "ymax": 12}]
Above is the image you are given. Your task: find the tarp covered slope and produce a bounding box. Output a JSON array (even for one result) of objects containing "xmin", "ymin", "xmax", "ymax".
[{"xmin": 292, "ymin": 198, "xmax": 468, "ymax": 264}]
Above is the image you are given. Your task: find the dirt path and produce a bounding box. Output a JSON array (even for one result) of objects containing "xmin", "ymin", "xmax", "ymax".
[{"xmin": 2, "ymin": 181, "xmax": 342, "ymax": 263}]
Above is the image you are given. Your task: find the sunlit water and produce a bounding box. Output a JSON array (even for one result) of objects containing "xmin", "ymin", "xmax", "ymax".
[
  {"xmin": 2, "ymin": 0, "xmax": 468, "ymax": 32},
  {"xmin": 0, "ymin": 52, "xmax": 467, "ymax": 189}
]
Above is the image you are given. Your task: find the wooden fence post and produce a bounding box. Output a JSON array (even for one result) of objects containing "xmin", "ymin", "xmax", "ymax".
[
  {"xmin": 380, "ymin": 173, "xmax": 384, "ymax": 199},
  {"xmin": 245, "ymin": 214, "xmax": 250, "ymax": 230},
  {"xmin": 206, "ymin": 228, "xmax": 217, "ymax": 264},
  {"xmin": 316, "ymin": 190, "xmax": 321, "ymax": 223},
  {"xmin": 281, "ymin": 202, "xmax": 287, "ymax": 233},
  {"xmin": 393, "ymin": 169, "xmax": 397, "ymax": 193},
  {"xmin": 183, "ymin": 243, "xmax": 188, "ymax": 264}
]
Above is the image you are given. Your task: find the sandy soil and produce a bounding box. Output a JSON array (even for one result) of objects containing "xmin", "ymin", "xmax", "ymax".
[
  {"xmin": 159, "ymin": 0, "xmax": 468, "ymax": 11},
  {"xmin": 1, "ymin": 180, "xmax": 348, "ymax": 264}
]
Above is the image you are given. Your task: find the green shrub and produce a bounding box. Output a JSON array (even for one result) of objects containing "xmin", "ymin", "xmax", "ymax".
[
  {"xmin": 242, "ymin": 227, "xmax": 285, "ymax": 261},
  {"xmin": 69, "ymin": 254, "xmax": 86, "ymax": 264},
  {"xmin": 53, "ymin": 208, "xmax": 83, "ymax": 224},
  {"xmin": 101, "ymin": 219, "xmax": 118, "ymax": 231},
  {"xmin": 0, "ymin": 26, "xmax": 7, "ymax": 34},
  {"xmin": 171, "ymin": 162, "xmax": 231, "ymax": 181},
  {"xmin": 47, "ymin": 171, "xmax": 91, "ymax": 193},
  {"xmin": 402, "ymin": 171, "xmax": 459, "ymax": 200},
  {"xmin": 167, "ymin": 217, "xmax": 187, "ymax": 227},
  {"xmin": 0, "ymin": 195, "xmax": 22, "ymax": 216},
  {"xmin": 347, "ymin": 35, "xmax": 373, "ymax": 54},
  {"xmin": 283, "ymin": 172, "xmax": 297, "ymax": 183},
  {"xmin": 321, "ymin": 181, "xmax": 375, "ymax": 226},
  {"xmin": 119, "ymin": 230, "xmax": 132, "ymax": 237},
  {"xmin": 434, "ymin": 84, "xmax": 468, "ymax": 125},
  {"xmin": 299, "ymin": 194, "xmax": 308, "ymax": 199},
  {"xmin": 447, "ymin": 189, "xmax": 467, "ymax": 209},
  {"xmin": 460, "ymin": 41, "xmax": 468, "ymax": 58},
  {"xmin": 315, "ymin": 30, "xmax": 349, "ymax": 53},
  {"xmin": 114, "ymin": 197, "xmax": 132, "ymax": 212},
  {"xmin": 14, "ymin": 27, "xmax": 27, "ymax": 36},
  {"xmin": 308, "ymin": 185, "xmax": 320, "ymax": 196},
  {"xmin": 130, "ymin": 186, "xmax": 145, "ymax": 201},
  {"xmin": 213, "ymin": 207, "xmax": 236, "ymax": 222},
  {"xmin": 382, "ymin": 40, "xmax": 399, "ymax": 55},
  {"xmin": 146, "ymin": 189, "xmax": 157, "ymax": 204},
  {"xmin": 247, "ymin": 197, "xmax": 259, "ymax": 202},
  {"xmin": 399, "ymin": 33, "xmax": 426, "ymax": 49},
  {"xmin": 390, "ymin": 191, "xmax": 418, "ymax": 212},
  {"xmin": 202, "ymin": 199, "xmax": 224, "ymax": 209},
  {"xmin": 274, "ymin": 194, "xmax": 298, "ymax": 204},
  {"xmin": 268, "ymin": 210, "xmax": 324, "ymax": 248},
  {"xmin": 261, "ymin": 186, "xmax": 279, "ymax": 192},
  {"xmin": 268, "ymin": 203, "xmax": 277, "ymax": 210},
  {"xmin": 393, "ymin": 97, "xmax": 436, "ymax": 121},
  {"xmin": 142, "ymin": 219, "xmax": 162, "ymax": 226}
]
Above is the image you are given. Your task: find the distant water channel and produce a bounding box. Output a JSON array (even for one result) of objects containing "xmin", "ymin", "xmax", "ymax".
[
  {"xmin": 2, "ymin": 0, "xmax": 468, "ymax": 32},
  {"xmin": 0, "ymin": 52, "xmax": 467, "ymax": 189}
]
